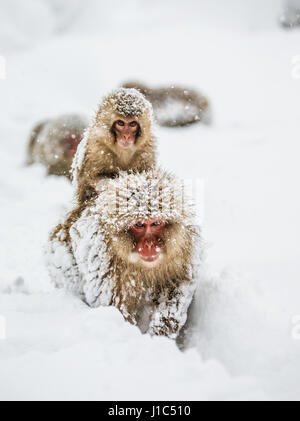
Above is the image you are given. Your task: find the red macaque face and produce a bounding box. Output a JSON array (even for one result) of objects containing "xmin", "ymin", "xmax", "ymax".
[
  {"xmin": 64, "ymin": 133, "xmax": 82, "ymax": 158},
  {"xmin": 113, "ymin": 118, "xmax": 139, "ymax": 149},
  {"xmin": 129, "ymin": 219, "xmax": 166, "ymax": 263}
]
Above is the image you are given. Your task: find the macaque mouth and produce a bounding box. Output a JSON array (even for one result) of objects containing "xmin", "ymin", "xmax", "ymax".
[
  {"xmin": 64, "ymin": 133, "xmax": 82, "ymax": 157},
  {"xmin": 129, "ymin": 219, "xmax": 166, "ymax": 263},
  {"xmin": 136, "ymin": 238, "xmax": 163, "ymax": 262},
  {"xmin": 117, "ymin": 137, "xmax": 135, "ymax": 149}
]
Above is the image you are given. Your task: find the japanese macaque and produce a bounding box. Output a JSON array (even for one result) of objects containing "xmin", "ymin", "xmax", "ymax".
[
  {"xmin": 47, "ymin": 170, "xmax": 199, "ymax": 339},
  {"xmin": 279, "ymin": 0, "xmax": 300, "ymax": 28},
  {"xmin": 27, "ymin": 114, "xmax": 88, "ymax": 178},
  {"xmin": 121, "ymin": 81, "xmax": 211, "ymax": 127},
  {"xmin": 72, "ymin": 88, "xmax": 156, "ymax": 206}
]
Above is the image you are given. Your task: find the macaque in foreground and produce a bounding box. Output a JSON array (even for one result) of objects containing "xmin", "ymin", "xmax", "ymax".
[
  {"xmin": 72, "ymin": 88, "xmax": 156, "ymax": 206},
  {"xmin": 27, "ymin": 114, "xmax": 88, "ymax": 178},
  {"xmin": 122, "ymin": 81, "xmax": 211, "ymax": 127},
  {"xmin": 47, "ymin": 170, "xmax": 199, "ymax": 339}
]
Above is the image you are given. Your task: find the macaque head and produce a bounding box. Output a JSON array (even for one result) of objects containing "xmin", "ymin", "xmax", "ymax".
[
  {"xmin": 88, "ymin": 88, "xmax": 154, "ymax": 163},
  {"xmin": 97, "ymin": 169, "xmax": 197, "ymax": 282},
  {"xmin": 109, "ymin": 214, "xmax": 195, "ymax": 283},
  {"xmin": 64, "ymin": 132, "xmax": 83, "ymax": 158},
  {"xmin": 111, "ymin": 118, "xmax": 140, "ymax": 149},
  {"xmin": 129, "ymin": 219, "xmax": 166, "ymax": 265}
]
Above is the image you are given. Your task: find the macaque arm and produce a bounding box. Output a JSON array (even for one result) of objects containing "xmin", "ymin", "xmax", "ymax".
[
  {"xmin": 69, "ymin": 206, "xmax": 114, "ymax": 307},
  {"xmin": 148, "ymin": 278, "xmax": 196, "ymax": 339},
  {"xmin": 46, "ymin": 227, "xmax": 82, "ymax": 296}
]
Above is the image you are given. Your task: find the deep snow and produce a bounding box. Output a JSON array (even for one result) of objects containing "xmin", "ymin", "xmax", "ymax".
[{"xmin": 0, "ymin": 0, "xmax": 300, "ymax": 401}]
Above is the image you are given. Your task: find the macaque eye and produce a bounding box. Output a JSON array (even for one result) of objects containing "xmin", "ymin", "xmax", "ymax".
[
  {"xmin": 117, "ymin": 120, "xmax": 125, "ymax": 126},
  {"xmin": 135, "ymin": 222, "xmax": 145, "ymax": 228},
  {"xmin": 129, "ymin": 121, "xmax": 138, "ymax": 127},
  {"xmin": 151, "ymin": 221, "xmax": 162, "ymax": 227}
]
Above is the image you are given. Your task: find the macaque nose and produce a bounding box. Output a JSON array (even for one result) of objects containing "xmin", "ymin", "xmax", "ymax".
[
  {"xmin": 143, "ymin": 239, "xmax": 155, "ymax": 251},
  {"xmin": 123, "ymin": 132, "xmax": 131, "ymax": 141}
]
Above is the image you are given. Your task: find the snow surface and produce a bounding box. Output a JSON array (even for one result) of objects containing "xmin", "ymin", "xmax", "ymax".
[{"xmin": 0, "ymin": 0, "xmax": 300, "ymax": 401}]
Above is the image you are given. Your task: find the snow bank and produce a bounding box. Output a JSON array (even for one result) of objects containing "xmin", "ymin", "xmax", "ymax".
[{"xmin": 0, "ymin": 291, "xmax": 266, "ymax": 401}]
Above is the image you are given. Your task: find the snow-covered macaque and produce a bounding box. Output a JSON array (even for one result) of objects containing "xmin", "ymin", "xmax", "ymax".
[
  {"xmin": 72, "ymin": 88, "xmax": 156, "ymax": 206},
  {"xmin": 280, "ymin": 0, "xmax": 300, "ymax": 28},
  {"xmin": 122, "ymin": 81, "xmax": 211, "ymax": 127},
  {"xmin": 47, "ymin": 170, "xmax": 199, "ymax": 339},
  {"xmin": 27, "ymin": 114, "xmax": 88, "ymax": 178}
]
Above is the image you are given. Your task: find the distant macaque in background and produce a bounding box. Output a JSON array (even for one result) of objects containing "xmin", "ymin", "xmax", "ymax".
[
  {"xmin": 72, "ymin": 88, "xmax": 156, "ymax": 206},
  {"xmin": 27, "ymin": 114, "xmax": 88, "ymax": 178},
  {"xmin": 122, "ymin": 81, "xmax": 211, "ymax": 127},
  {"xmin": 279, "ymin": 0, "xmax": 300, "ymax": 28},
  {"xmin": 47, "ymin": 170, "xmax": 199, "ymax": 339}
]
